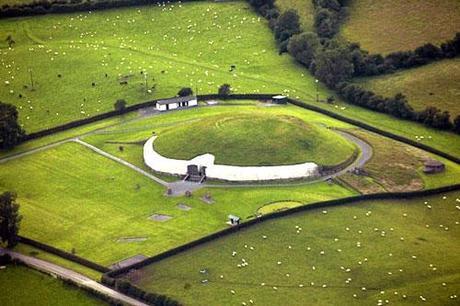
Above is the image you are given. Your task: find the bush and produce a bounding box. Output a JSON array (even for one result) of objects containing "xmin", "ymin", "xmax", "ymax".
[
  {"xmin": 218, "ymin": 84, "xmax": 231, "ymax": 95},
  {"xmin": 0, "ymin": 101, "xmax": 25, "ymax": 150},
  {"xmin": 287, "ymin": 32, "xmax": 320, "ymax": 68},
  {"xmin": 177, "ymin": 87, "xmax": 193, "ymax": 97},
  {"xmin": 114, "ymin": 99, "xmax": 126, "ymax": 112}
]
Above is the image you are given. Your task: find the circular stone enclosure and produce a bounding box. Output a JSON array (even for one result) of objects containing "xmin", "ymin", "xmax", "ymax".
[{"xmin": 153, "ymin": 113, "xmax": 356, "ymax": 167}]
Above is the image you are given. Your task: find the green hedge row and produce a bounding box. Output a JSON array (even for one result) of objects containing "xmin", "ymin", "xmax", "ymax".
[{"xmin": 18, "ymin": 236, "xmax": 110, "ymax": 273}]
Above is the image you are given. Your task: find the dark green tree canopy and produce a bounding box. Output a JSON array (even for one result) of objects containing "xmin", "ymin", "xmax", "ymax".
[
  {"xmin": 0, "ymin": 101, "xmax": 25, "ymax": 150},
  {"xmin": 0, "ymin": 192, "xmax": 22, "ymax": 248},
  {"xmin": 218, "ymin": 84, "xmax": 232, "ymax": 95},
  {"xmin": 114, "ymin": 99, "xmax": 127, "ymax": 112},
  {"xmin": 177, "ymin": 87, "xmax": 194, "ymax": 97},
  {"xmin": 288, "ymin": 32, "xmax": 320, "ymax": 68}
]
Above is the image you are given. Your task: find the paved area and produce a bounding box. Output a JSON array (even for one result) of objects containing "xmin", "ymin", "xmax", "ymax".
[{"xmin": 1, "ymin": 248, "xmax": 149, "ymax": 306}]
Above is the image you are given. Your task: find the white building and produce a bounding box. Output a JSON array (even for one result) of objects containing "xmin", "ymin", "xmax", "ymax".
[{"xmin": 155, "ymin": 95, "xmax": 198, "ymax": 111}]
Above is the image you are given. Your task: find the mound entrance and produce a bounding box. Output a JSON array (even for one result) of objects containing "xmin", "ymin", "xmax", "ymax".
[{"xmin": 153, "ymin": 113, "xmax": 356, "ymax": 167}]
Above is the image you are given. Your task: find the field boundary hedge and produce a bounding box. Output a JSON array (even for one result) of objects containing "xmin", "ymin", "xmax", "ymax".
[
  {"xmin": 105, "ymin": 183, "xmax": 460, "ymax": 278},
  {"xmin": 18, "ymin": 236, "xmax": 110, "ymax": 273}
]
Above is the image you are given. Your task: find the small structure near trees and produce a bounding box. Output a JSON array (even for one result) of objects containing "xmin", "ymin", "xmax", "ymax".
[
  {"xmin": 227, "ymin": 215, "xmax": 241, "ymax": 226},
  {"xmin": 423, "ymin": 159, "xmax": 445, "ymax": 174},
  {"xmin": 156, "ymin": 96, "xmax": 198, "ymax": 112}
]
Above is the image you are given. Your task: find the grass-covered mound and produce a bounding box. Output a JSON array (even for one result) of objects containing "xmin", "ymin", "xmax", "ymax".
[
  {"xmin": 0, "ymin": 265, "xmax": 105, "ymax": 306},
  {"xmin": 153, "ymin": 113, "xmax": 356, "ymax": 166},
  {"xmin": 341, "ymin": 0, "xmax": 460, "ymax": 54},
  {"xmin": 133, "ymin": 191, "xmax": 460, "ymax": 305}
]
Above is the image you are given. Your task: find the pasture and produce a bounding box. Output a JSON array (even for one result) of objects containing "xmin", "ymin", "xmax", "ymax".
[
  {"xmin": 0, "ymin": 265, "xmax": 105, "ymax": 306},
  {"xmin": 356, "ymin": 58, "xmax": 460, "ymax": 117},
  {"xmin": 341, "ymin": 0, "xmax": 460, "ymax": 54},
  {"xmin": 0, "ymin": 1, "xmax": 459, "ymax": 158},
  {"xmin": 133, "ymin": 192, "xmax": 460, "ymax": 306}
]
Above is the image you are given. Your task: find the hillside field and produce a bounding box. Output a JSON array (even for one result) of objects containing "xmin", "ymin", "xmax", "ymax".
[
  {"xmin": 0, "ymin": 265, "xmax": 106, "ymax": 306},
  {"xmin": 356, "ymin": 58, "xmax": 460, "ymax": 117},
  {"xmin": 0, "ymin": 1, "xmax": 459, "ymax": 158},
  {"xmin": 133, "ymin": 191, "xmax": 460, "ymax": 306},
  {"xmin": 275, "ymin": 0, "xmax": 313, "ymax": 31},
  {"xmin": 341, "ymin": 0, "xmax": 460, "ymax": 54}
]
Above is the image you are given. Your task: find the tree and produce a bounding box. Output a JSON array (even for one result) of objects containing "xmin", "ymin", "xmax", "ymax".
[
  {"xmin": 287, "ymin": 32, "xmax": 320, "ymax": 68},
  {"xmin": 177, "ymin": 87, "xmax": 193, "ymax": 97},
  {"xmin": 5, "ymin": 35, "xmax": 15, "ymax": 48},
  {"xmin": 0, "ymin": 192, "xmax": 22, "ymax": 248},
  {"xmin": 0, "ymin": 101, "xmax": 25, "ymax": 150},
  {"xmin": 218, "ymin": 84, "xmax": 231, "ymax": 95},
  {"xmin": 113, "ymin": 99, "xmax": 126, "ymax": 112},
  {"xmin": 274, "ymin": 9, "xmax": 301, "ymax": 44},
  {"xmin": 314, "ymin": 44, "xmax": 354, "ymax": 88},
  {"xmin": 453, "ymin": 115, "xmax": 460, "ymax": 134}
]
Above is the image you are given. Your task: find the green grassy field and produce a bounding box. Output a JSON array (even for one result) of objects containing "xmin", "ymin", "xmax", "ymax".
[
  {"xmin": 0, "ymin": 265, "xmax": 105, "ymax": 306},
  {"xmin": 356, "ymin": 58, "xmax": 460, "ymax": 117},
  {"xmin": 133, "ymin": 191, "xmax": 460, "ymax": 306},
  {"xmin": 341, "ymin": 0, "xmax": 460, "ymax": 54},
  {"xmin": 339, "ymin": 129, "xmax": 460, "ymax": 194},
  {"xmin": 0, "ymin": 139, "xmax": 355, "ymax": 265},
  {"xmin": 154, "ymin": 112, "xmax": 356, "ymax": 166},
  {"xmin": 275, "ymin": 0, "xmax": 314, "ymax": 31},
  {"xmin": 1, "ymin": 1, "xmax": 459, "ymax": 158}
]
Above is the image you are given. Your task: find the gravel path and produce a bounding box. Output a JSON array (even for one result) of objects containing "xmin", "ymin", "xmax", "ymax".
[{"xmin": 1, "ymin": 248, "xmax": 149, "ymax": 306}]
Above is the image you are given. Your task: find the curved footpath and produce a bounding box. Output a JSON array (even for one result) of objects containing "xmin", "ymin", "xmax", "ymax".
[{"xmin": 0, "ymin": 248, "xmax": 148, "ymax": 306}]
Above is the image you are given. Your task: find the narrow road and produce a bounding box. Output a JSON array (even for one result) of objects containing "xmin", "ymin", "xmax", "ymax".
[{"xmin": 1, "ymin": 248, "xmax": 149, "ymax": 306}]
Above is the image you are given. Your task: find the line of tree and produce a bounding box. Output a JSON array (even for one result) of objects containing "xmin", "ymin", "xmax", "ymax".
[
  {"xmin": 0, "ymin": 101, "xmax": 25, "ymax": 150},
  {"xmin": 353, "ymin": 33, "xmax": 460, "ymax": 77},
  {"xmin": 249, "ymin": 0, "xmax": 460, "ymax": 134},
  {"xmin": 101, "ymin": 276, "xmax": 179, "ymax": 306}
]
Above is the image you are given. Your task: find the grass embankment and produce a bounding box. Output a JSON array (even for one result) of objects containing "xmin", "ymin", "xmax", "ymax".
[
  {"xmin": 0, "ymin": 139, "xmax": 355, "ymax": 265},
  {"xmin": 83, "ymin": 104, "xmax": 354, "ymax": 169},
  {"xmin": 338, "ymin": 129, "xmax": 460, "ymax": 194},
  {"xmin": 0, "ymin": 265, "xmax": 106, "ymax": 306},
  {"xmin": 356, "ymin": 58, "xmax": 460, "ymax": 117},
  {"xmin": 154, "ymin": 113, "xmax": 355, "ymax": 166},
  {"xmin": 134, "ymin": 191, "xmax": 460, "ymax": 306},
  {"xmin": 1, "ymin": 1, "xmax": 459, "ymax": 158},
  {"xmin": 341, "ymin": 0, "xmax": 460, "ymax": 54}
]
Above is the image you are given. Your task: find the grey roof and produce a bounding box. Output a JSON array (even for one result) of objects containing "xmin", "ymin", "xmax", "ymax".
[
  {"xmin": 424, "ymin": 159, "xmax": 444, "ymax": 167},
  {"xmin": 157, "ymin": 95, "xmax": 196, "ymax": 105}
]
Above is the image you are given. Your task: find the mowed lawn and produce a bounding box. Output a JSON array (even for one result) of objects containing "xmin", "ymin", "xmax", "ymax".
[
  {"xmin": 134, "ymin": 192, "xmax": 460, "ymax": 306},
  {"xmin": 0, "ymin": 2, "xmax": 459, "ymax": 158},
  {"xmin": 0, "ymin": 265, "xmax": 106, "ymax": 306},
  {"xmin": 356, "ymin": 58, "xmax": 460, "ymax": 117},
  {"xmin": 341, "ymin": 0, "xmax": 460, "ymax": 54},
  {"xmin": 0, "ymin": 141, "xmax": 355, "ymax": 265}
]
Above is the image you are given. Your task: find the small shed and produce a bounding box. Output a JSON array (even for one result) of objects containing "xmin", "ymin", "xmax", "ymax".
[
  {"xmin": 156, "ymin": 95, "xmax": 198, "ymax": 111},
  {"xmin": 228, "ymin": 215, "xmax": 241, "ymax": 226},
  {"xmin": 272, "ymin": 95, "xmax": 287, "ymax": 104},
  {"xmin": 423, "ymin": 159, "xmax": 445, "ymax": 174}
]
